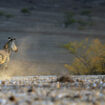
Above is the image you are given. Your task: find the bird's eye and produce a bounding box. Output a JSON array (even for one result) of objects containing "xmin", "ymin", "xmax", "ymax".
[{"xmin": 8, "ymin": 37, "xmax": 11, "ymax": 40}]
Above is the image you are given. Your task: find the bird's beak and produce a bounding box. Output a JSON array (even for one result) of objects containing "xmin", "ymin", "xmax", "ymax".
[{"xmin": 15, "ymin": 48, "xmax": 18, "ymax": 52}]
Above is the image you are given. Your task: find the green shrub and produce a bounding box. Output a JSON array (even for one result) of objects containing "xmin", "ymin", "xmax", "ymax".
[
  {"xmin": 64, "ymin": 11, "xmax": 93, "ymax": 28},
  {"xmin": 64, "ymin": 38, "xmax": 105, "ymax": 75},
  {"xmin": 64, "ymin": 18, "xmax": 76, "ymax": 27},
  {"xmin": 21, "ymin": 8, "xmax": 30, "ymax": 14},
  {"xmin": 0, "ymin": 11, "xmax": 5, "ymax": 16},
  {"xmin": 0, "ymin": 10, "xmax": 14, "ymax": 18},
  {"xmin": 77, "ymin": 20, "xmax": 94, "ymax": 28},
  {"xmin": 87, "ymin": 21, "xmax": 95, "ymax": 26},
  {"xmin": 81, "ymin": 10, "xmax": 91, "ymax": 16},
  {"xmin": 65, "ymin": 12, "xmax": 75, "ymax": 18},
  {"xmin": 5, "ymin": 14, "xmax": 14, "ymax": 18},
  {"xmin": 64, "ymin": 12, "xmax": 76, "ymax": 27},
  {"xmin": 77, "ymin": 20, "xmax": 88, "ymax": 26},
  {"xmin": 78, "ymin": 26, "xmax": 85, "ymax": 30}
]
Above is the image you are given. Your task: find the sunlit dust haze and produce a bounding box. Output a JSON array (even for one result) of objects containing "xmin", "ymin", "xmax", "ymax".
[
  {"xmin": 5, "ymin": 36, "xmax": 44, "ymax": 76},
  {"xmin": 0, "ymin": 35, "xmax": 68, "ymax": 77}
]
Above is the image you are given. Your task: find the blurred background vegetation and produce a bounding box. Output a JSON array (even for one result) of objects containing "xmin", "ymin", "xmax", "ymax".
[{"xmin": 64, "ymin": 38, "xmax": 105, "ymax": 75}]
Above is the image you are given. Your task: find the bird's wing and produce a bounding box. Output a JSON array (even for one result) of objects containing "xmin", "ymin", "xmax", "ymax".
[{"xmin": 0, "ymin": 54, "xmax": 7, "ymax": 64}]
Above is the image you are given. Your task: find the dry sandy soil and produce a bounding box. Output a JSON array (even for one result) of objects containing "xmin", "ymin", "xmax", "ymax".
[
  {"xmin": 0, "ymin": 75, "xmax": 105, "ymax": 105},
  {"xmin": 0, "ymin": 0, "xmax": 105, "ymax": 75}
]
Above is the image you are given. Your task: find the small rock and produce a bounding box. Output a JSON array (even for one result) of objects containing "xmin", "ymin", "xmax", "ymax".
[
  {"xmin": 56, "ymin": 82, "xmax": 60, "ymax": 88},
  {"xmin": 1, "ymin": 81, "xmax": 5, "ymax": 85},
  {"xmin": 0, "ymin": 99, "xmax": 6, "ymax": 104},
  {"xmin": 27, "ymin": 87, "xmax": 34, "ymax": 93},
  {"xmin": 56, "ymin": 75, "xmax": 74, "ymax": 83},
  {"xmin": 9, "ymin": 96, "xmax": 16, "ymax": 102}
]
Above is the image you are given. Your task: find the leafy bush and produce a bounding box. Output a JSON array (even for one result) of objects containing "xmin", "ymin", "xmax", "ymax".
[
  {"xmin": 78, "ymin": 26, "xmax": 85, "ymax": 30},
  {"xmin": 21, "ymin": 8, "xmax": 30, "ymax": 14},
  {"xmin": 5, "ymin": 14, "xmax": 14, "ymax": 18},
  {"xmin": 0, "ymin": 11, "xmax": 5, "ymax": 16},
  {"xmin": 0, "ymin": 10, "xmax": 14, "ymax": 18},
  {"xmin": 81, "ymin": 10, "xmax": 91, "ymax": 16},
  {"xmin": 64, "ymin": 11, "xmax": 93, "ymax": 28},
  {"xmin": 64, "ymin": 12, "xmax": 76, "ymax": 27},
  {"xmin": 64, "ymin": 38, "xmax": 105, "ymax": 75},
  {"xmin": 77, "ymin": 20, "xmax": 88, "ymax": 26},
  {"xmin": 64, "ymin": 18, "xmax": 76, "ymax": 27}
]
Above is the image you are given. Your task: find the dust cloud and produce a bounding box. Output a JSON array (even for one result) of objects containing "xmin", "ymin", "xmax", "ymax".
[
  {"xmin": 0, "ymin": 36, "xmax": 38, "ymax": 78},
  {"xmin": 6, "ymin": 36, "xmax": 40, "ymax": 76},
  {"xmin": 0, "ymin": 35, "xmax": 68, "ymax": 78}
]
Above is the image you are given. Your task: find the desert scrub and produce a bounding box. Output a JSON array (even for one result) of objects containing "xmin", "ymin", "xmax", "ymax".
[
  {"xmin": 64, "ymin": 11, "xmax": 93, "ymax": 28},
  {"xmin": 77, "ymin": 20, "xmax": 88, "ymax": 26},
  {"xmin": 77, "ymin": 20, "xmax": 94, "ymax": 29},
  {"xmin": 64, "ymin": 12, "xmax": 76, "ymax": 27},
  {"xmin": 0, "ymin": 10, "xmax": 14, "ymax": 18},
  {"xmin": 0, "ymin": 11, "xmax": 5, "ymax": 16},
  {"xmin": 64, "ymin": 38, "xmax": 105, "ymax": 75},
  {"xmin": 5, "ymin": 14, "xmax": 14, "ymax": 18},
  {"xmin": 81, "ymin": 10, "xmax": 91, "ymax": 16},
  {"xmin": 21, "ymin": 8, "xmax": 30, "ymax": 14},
  {"xmin": 78, "ymin": 26, "xmax": 85, "ymax": 30}
]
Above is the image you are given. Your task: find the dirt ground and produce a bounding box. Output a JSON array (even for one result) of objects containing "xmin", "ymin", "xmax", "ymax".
[{"xmin": 0, "ymin": 75, "xmax": 105, "ymax": 105}]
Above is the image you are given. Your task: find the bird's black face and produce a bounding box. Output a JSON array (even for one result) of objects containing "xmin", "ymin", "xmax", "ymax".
[{"xmin": 8, "ymin": 37, "xmax": 18, "ymax": 52}]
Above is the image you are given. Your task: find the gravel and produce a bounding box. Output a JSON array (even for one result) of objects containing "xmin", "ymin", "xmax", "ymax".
[{"xmin": 0, "ymin": 75, "xmax": 105, "ymax": 105}]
